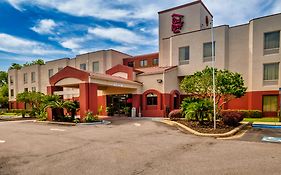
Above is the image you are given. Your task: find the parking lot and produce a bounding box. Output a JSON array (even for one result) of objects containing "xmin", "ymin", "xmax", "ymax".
[{"xmin": 0, "ymin": 119, "xmax": 281, "ymax": 175}]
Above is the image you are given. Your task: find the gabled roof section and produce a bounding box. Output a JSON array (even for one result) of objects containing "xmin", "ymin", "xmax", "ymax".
[
  {"xmin": 158, "ymin": 0, "xmax": 213, "ymax": 17},
  {"xmin": 49, "ymin": 66, "xmax": 90, "ymax": 86},
  {"xmin": 135, "ymin": 66, "xmax": 177, "ymax": 75}
]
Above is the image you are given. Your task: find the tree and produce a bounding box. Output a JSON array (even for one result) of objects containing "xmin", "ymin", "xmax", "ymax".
[
  {"xmin": 180, "ymin": 67, "xmax": 247, "ymax": 112},
  {"xmin": 0, "ymin": 84, "xmax": 8, "ymax": 108},
  {"xmin": 9, "ymin": 63, "xmax": 22, "ymax": 70},
  {"xmin": 23, "ymin": 59, "xmax": 45, "ymax": 67},
  {"xmin": 0, "ymin": 71, "xmax": 8, "ymax": 86}
]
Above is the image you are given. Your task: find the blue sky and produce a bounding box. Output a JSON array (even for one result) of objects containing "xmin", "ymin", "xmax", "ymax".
[{"xmin": 0, "ymin": 0, "xmax": 280, "ymax": 71}]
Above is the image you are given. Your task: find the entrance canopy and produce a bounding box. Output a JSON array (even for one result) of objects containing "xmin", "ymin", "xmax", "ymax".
[{"xmin": 49, "ymin": 66, "xmax": 142, "ymax": 90}]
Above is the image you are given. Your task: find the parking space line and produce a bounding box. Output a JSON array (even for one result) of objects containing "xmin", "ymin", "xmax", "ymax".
[
  {"xmin": 134, "ymin": 123, "xmax": 141, "ymax": 127},
  {"xmin": 50, "ymin": 128, "xmax": 66, "ymax": 131},
  {"xmin": 0, "ymin": 140, "xmax": 6, "ymax": 143}
]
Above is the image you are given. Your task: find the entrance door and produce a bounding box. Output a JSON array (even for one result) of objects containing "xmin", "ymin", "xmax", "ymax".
[
  {"xmin": 106, "ymin": 94, "xmax": 132, "ymax": 116},
  {"xmin": 173, "ymin": 94, "xmax": 179, "ymax": 109}
]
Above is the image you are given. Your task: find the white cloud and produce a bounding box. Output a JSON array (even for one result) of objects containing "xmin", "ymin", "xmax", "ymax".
[
  {"xmin": 88, "ymin": 27, "xmax": 150, "ymax": 45},
  {"xmin": 0, "ymin": 33, "xmax": 68, "ymax": 56},
  {"xmin": 31, "ymin": 19, "xmax": 57, "ymax": 34}
]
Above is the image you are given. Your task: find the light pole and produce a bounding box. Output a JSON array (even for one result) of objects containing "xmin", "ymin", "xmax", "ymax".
[
  {"xmin": 211, "ymin": 19, "xmax": 216, "ymax": 129},
  {"xmin": 279, "ymin": 88, "xmax": 281, "ymax": 122}
]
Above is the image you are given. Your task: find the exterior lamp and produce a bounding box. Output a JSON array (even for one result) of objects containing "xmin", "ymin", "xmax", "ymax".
[{"xmin": 157, "ymin": 79, "xmax": 163, "ymax": 83}]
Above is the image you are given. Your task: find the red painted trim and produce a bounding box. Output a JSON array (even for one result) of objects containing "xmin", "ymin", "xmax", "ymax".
[
  {"xmin": 170, "ymin": 90, "xmax": 181, "ymax": 111},
  {"xmin": 79, "ymin": 83, "xmax": 98, "ymax": 120},
  {"xmin": 105, "ymin": 64, "xmax": 134, "ymax": 80},
  {"xmin": 49, "ymin": 66, "xmax": 90, "ymax": 86},
  {"xmin": 227, "ymin": 90, "xmax": 280, "ymax": 117}
]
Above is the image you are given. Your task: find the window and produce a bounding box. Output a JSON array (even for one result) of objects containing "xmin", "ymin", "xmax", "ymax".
[
  {"xmin": 10, "ymin": 89, "xmax": 14, "ymax": 97},
  {"xmin": 128, "ymin": 61, "xmax": 134, "ymax": 67},
  {"xmin": 263, "ymin": 63, "xmax": 279, "ymax": 81},
  {"xmin": 264, "ymin": 31, "xmax": 280, "ymax": 55},
  {"xmin": 153, "ymin": 58, "xmax": 159, "ymax": 66},
  {"xmin": 58, "ymin": 67, "xmax": 63, "ymax": 72},
  {"xmin": 32, "ymin": 87, "xmax": 36, "ymax": 92},
  {"xmin": 24, "ymin": 88, "xmax": 28, "ymax": 92},
  {"xmin": 10, "ymin": 76, "xmax": 13, "ymax": 85},
  {"xmin": 23, "ymin": 73, "xmax": 28, "ymax": 84},
  {"xmin": 92, "ymin": 62, "xmax": 99, "ymax": 72},
  {"xmin": 179, "ymin": 46, "xmax": 190, "ymax": 65},
  {"xmin": 80, "ymin": 63, "xmax": 87, "ymax": 70},
  {"xmin": 146, "ymin": 93, "xmax": 158, "ymax": 105},
  {"xmin": 48, "ymin": 69, "xmax": 54, "ymax": 78},
  {"xmin": 263, "ymin": 95, "xmax": 278, "ymax": 112},
  {"xmin": 203, "ymin": 42, "xmax": 215, "ymax": 62},
  {"xmin": 140, "ymin": 60, "xmax": 148, "ymax": 67},
  {"xmin": 31, "ymin": 72, "xmax": 35, "ymax": 83}
]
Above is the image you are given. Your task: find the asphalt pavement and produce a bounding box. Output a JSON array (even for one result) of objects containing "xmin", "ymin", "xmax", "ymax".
[{"xmin": 0, "ymin": 119, "xmax": 280, "ymax": 175}]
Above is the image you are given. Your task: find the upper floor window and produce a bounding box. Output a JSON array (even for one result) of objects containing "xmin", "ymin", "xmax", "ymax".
[
  {"xmin": 179, "ymin": 46, "xmax": 189, "ymax": 65},
  {"xmin": 264, "ymin": 31, "xmax": 280, "ymax": 55},
  {"xmin": 80, "ymin": 63, "xmax": 87, "ymax": 70},
  {"xmin": 31, "ymin": 72, "xmax": 35, "ymax": 83},
  {"xmin": 146, "ymin": 93, "xmax": 158, "ymax": 105},
  {"xmin": 32, "ymin": 87, "xmax": 36, "ymax": 92},
  {"xmin": 263, "ymin": 63, "xmax": 279, "ymax": 85},
  {"xmin": 128, "ymin": 61, "xmax": 134, "ymax": 67},
  {"xmin": 10, "ymin": 89, "xmax": 14, "ymax": 97},
  {"xmin": 48, "ymin": 69, "xmax": 54, "ymax": 78},
  {"xmin": 140, "ymin": 60, "xmax": 148, "ymax": 67},
  {"xmin": 10, "ymin": 76, "xmax": 13, "ymax": 85},
  {"xmin": 92, "ymin": 62, "xmax": 99, "ymax": 72},
  {"xmin": 23, "ymin": 73, "xmax": 28, "ymax": 84},
  {"xmin": 153, "ymin": 58, "xmax": 159, "ymax": 66},
  {"xmin": 58, "ymin": 67, "xmax": 63, "ymax": 72},
  {"xmin": 203, "ymin": 42, "xmax": 215, "ymax": 62}
]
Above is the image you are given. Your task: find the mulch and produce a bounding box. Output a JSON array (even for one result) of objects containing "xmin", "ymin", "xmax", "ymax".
[{"xmin": 175, "ymin": 120, "xmax": 237, "ymax": 134}]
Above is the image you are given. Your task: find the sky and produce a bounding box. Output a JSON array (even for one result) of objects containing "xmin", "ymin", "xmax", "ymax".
[{"xmin": 0, "ymin": 0, "xmax": 281, "ymax": 71}]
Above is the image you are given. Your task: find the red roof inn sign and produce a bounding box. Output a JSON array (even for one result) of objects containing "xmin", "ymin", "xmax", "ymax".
[{"xmin": 171, "ymin": 13, "xmax": 184, "ymax": 34}]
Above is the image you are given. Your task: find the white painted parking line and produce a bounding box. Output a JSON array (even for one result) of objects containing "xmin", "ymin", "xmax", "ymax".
[
  {"xmin": 50, "ymin": 128, "xmax": 65, "ymax": 132},
  {"xmin": 0, "ymin": 140, "xmax": 6, "ymax": 143},
  {"xmin": 134, "ymin": 123, "xmax": 141, "ymax": 127}
]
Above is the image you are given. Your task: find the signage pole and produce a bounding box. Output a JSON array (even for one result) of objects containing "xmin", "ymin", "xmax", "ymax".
[{"xmin": 211, "ymin": 19, "xmax": 216, "ymax": 130}]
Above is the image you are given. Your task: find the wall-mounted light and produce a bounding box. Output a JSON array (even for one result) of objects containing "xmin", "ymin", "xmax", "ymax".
[{"xmin": 157, "ymin": 79, "xmax": 163, "ymax": 83}]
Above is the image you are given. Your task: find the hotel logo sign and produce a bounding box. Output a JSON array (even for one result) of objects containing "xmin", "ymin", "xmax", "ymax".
[{"xmin": 171, "ymin": 13, "xmax": 184, "ymax": 34}]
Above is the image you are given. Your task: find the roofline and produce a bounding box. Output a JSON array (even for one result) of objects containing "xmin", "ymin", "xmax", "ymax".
[
  {"xmin": 249, "ymin": 12, "xmax": 281, "ymax": 23},
  {"xmin": 158, "ymin": 0, "xmax": 213, "ymax": 17},
  {"xmin": 46, "ymin": 57, "xmax": 70, "ymax": 64},
  {"xmin": 123, "ymin": 52, "xmax": 159, "ymax": 60}
]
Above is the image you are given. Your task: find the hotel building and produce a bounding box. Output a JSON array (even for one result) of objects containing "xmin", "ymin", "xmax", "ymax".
[{"xmin": 8, "ymin": 0, "xmax": 281, "ymax": 119}]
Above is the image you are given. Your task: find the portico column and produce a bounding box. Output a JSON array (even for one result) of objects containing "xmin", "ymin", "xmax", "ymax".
[
  {"xmin": 79, "ymin": 83, "xmax": 98, "ymax": 121},
  {"xmin": 132, "ymin": 94, "xmax": 141, "ymax": 114},
  {"xmin": 46, "ymin": 86, "xmax": 55, "ymax": 121}
]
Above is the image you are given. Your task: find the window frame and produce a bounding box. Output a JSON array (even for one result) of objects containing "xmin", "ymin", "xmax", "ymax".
[
  {"xmin": 146, "ymin": 93, "xmax": 158, "ymax": 106},
  {"xmin": 203, "ymin": 42, "xmax": 216, "ymax": 62},
  {"xmin": 10, "ymin": 89, "xmax": 14, "ymax": 97},
  {"xmin": 31, "ymin": 72, "xmax": 36, "ymax": 83},
  {"xmin": 23, "ymin": 73, "xmax": 28, "ymax": 84},
  {"xmin": 92, "ymin": 61, "xmax": 99, "ymax": 72},
  {"xmin": 179, "ymin": 46, "xmax": 190, "ymax": 65},
  {"xmin": 263, "ymin": 63, "xmax": 279, "ymax": 85},
  {"xmin": 48, "ymin": 69, "xmax": 54, "ymax": 78},
  {"xmin": 80, "ymin": 63, "xmax": 87, "ymax": 71},
  {"xmin": 264, "ymin": 31, "xmax": 280, "ymax": 55},
  {"xmin": 140, "ymin": 60, "xmax": 148, "ymax": 67},
  {"xmin": 262, "ymin": 95, "xmax": 278, "ymax": 112},
  {"xmin": 153, "ymin": 58, "xmax": 159, "ymax": 66}
]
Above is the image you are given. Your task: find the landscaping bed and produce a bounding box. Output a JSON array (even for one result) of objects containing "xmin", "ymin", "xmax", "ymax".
[{"xmin": 174, "ymin": 119, "xmax": 238, "ymax": 134}]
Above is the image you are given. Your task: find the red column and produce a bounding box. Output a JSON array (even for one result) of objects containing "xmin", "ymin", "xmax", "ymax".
[
  {"xmin": 79, "ymin": 83, "xmax": 98, "ymax": 120},
  {"xmin": 132, "ymin": 94, "xmax": 141, "ymax": 113},
  {"xmin": 47, "ymin": 86, "xmax": 55, "ymax": 121}
]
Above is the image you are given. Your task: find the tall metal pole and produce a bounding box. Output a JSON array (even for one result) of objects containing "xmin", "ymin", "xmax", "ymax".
[{"xmin": 211, "ymin": 19, "xmax": 216, "ymax": 129}]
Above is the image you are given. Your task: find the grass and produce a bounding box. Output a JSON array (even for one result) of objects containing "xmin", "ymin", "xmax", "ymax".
[
  {"xmin": 0, "ymin": 113, "xmax": 19, "ymax": 117},
  {"xmin": 243, "ymin": 117, "xmax": 280, "ymax": 123}
]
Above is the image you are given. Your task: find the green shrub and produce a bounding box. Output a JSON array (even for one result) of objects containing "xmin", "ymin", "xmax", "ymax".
[
  {"xmin": 181, "ymin": 98, "xmax": 213, "ymax": 123},
  {"xmin": 168, "ymin": 109, "xmax": 183, "ymax": 120},
  {"xmin": 221, "ymin": 110, "xmax": 244, "ymax": 126},
  {"xmin": 239, "ymin": 110, "xmax": 262, "ymax": 118},
  {"xmin": 37, "ymin": 111, "xmax": 47, "ymax": 121},
  {"xmin": 84, "ymin": 111, "xmax": 99, "ymax": 123}
]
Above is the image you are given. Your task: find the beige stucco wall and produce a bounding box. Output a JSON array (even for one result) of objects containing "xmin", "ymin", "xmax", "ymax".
[
  {"xmin": 249, "ymin": 14, "xmax": 281, "ymax": 91},
  {"xmin": 136, "ymin": 73, "xmax": 164, "ymax": 93},
  {"xmin": 163, "ymin": 68, "xmax": 180, "ymax": 93}
]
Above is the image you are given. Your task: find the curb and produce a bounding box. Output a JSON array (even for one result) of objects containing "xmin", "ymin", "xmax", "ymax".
[
  {"xmin": 160, "ymin": 120, "xmax": 251, "ymax": 138},
  {"xmin": 34, "ymin": 121, "xmax": 77, "ymax": 126}
]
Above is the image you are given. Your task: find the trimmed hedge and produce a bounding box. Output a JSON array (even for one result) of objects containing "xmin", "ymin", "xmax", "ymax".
[
  {"xmin": 168, "ymin": 109, "xmax": 183, "ymax": 120},
  {"xmin": 239, "ymin": 110, "xmax": 262, "ymax": 118},
  {"xmin": 221, "ymin": 110, "xmax": 244, "ymax": 126}
]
